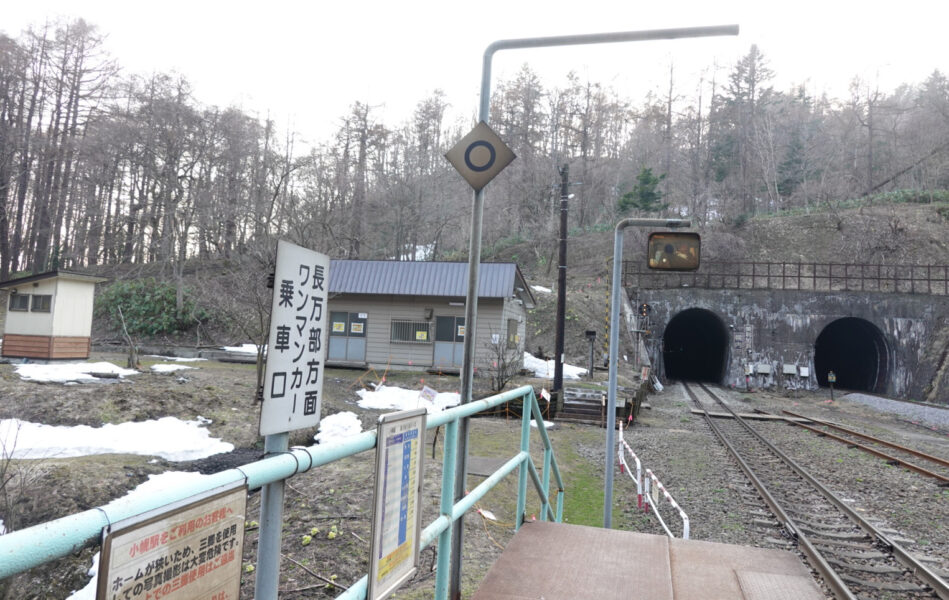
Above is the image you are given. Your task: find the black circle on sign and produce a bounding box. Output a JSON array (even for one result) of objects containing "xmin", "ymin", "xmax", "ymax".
[{"xmin": 464, "ymin": 141, "xmax": 496, "ymax": 172}]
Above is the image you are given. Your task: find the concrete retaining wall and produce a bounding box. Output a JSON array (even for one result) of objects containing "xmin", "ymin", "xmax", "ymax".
[{"xmin": 633, "ymin": 288, "xmax": 948, "ymax": 402}]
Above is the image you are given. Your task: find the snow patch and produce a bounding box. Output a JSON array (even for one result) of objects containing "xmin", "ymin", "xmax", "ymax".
[
  {"xmin": 356, "ymin": 385, "xmax": 460, "ymax": 414},
  {"xmin": 151, "ymin": 364, "xmax": 196, "ymax": 373},
  {"xmin": 0, "ymin": 417, "xmax": 233, "ymax": 461},
  {"xmin": 145, "ymin": 355, "xmax": 207, "ymax": 363},
  {"xmin": 522, "ymin": 352, "xmax": 587, "ymax": 379},
  {"xmin": 14, "ymin": 361, "xmax": 138, "ymax": 383},
  {"xmin": 220, "ymin": 344, "xmax": 262, "ymax": 355},
  {"xmin": 315, "ymin": 411, "xmax": 363, "ymax": 445}
]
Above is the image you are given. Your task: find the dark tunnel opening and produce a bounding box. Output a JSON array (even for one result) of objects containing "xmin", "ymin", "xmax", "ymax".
[
  {"xmin": 814, "ymin": 317, "xmax": 888, "ymax": 393},
  {"xmin": 662, "ymin": 308, "xmax": 729, "ymax": 383}
]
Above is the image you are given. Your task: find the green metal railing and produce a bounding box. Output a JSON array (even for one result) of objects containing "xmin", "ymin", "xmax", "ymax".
[{"xmin": 0, "ymin": 385, "xmax": 564, "ymax": 599}]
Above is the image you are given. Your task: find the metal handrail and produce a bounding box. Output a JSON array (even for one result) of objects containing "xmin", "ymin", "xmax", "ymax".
[
  {"xmin": 0, "ymin": 385, "xmax": 565, "ymax": 600},
  {"xmin": 623, "ymin": 260, "xmax": 949, "ymax": 295}
]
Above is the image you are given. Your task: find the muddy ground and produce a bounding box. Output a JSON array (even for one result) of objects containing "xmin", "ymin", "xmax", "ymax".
[{"xmin": 1, "ymin": 353, "xmax": 948, "ymax": 599}]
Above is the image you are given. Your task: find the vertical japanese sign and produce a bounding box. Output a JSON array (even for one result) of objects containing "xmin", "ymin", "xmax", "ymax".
[
  {"xmin": 259, "ymin": 240, "xmax": 330, "ymax": 436},
  {"xmin": 368, "ymin": 408, "xmax": 426, "ymax": 600},
  {"xmin": 97, "ymin": 483, "xmax": 246, "ymax": 600}
]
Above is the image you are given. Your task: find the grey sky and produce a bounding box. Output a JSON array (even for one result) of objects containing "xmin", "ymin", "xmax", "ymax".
[{"xmin": 5, "ymin": 0, "xmax": 948, "ymax": 144}]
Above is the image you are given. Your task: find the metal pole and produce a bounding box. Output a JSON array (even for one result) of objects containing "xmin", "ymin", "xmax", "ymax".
[
  {"xmin": 451, "ymin": 24, "xmax": 739, "ymax": 594},
  {"xmin": 588, "ymin": 336, "xmax": 596, "ymax": 380},
  {"xmin": 255, "ymin": 432, "xmax": 289, "ymax": 599},
  {"xmin": 553, "ymin": 164, "xmax": 569, "ymax": 394},
  {"xmin": 449, "ymin": 47, "xmax": 495, "ymax": 599},
  {"xmin": 606, "ymin": 218, "xmax": 690, "ymax": 528}
]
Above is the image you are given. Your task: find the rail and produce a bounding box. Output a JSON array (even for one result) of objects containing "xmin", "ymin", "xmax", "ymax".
[
  {"xmin": 623, "ymin": 260, "xmax": 949, "ymax": 295},
  {"xmin": 0, "ymin": 385, "xmax": 565, "ymax": 600}
]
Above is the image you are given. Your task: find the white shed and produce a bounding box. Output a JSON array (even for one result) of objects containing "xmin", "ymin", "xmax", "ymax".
[{"xmin": 0, "ymin": 270, "xmax": 107, "ymax": 359}]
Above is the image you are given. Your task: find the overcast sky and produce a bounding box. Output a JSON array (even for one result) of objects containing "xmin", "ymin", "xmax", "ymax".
[{"xmin": 5, "ymin": 0, "xmax": 948, "ymax": 145}]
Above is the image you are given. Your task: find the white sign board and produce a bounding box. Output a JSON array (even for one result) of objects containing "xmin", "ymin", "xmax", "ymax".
[
  {"xmin": 259, "ymin": 240, "xmax": 331, "ymax": 436},
  {"xmin": 445, "ymin": 121, "xmax": 516, "ymax": 192},
  {"xmin": 97, "ymin": 483, "xmax": 247, "ymax": 600},
  {"xmin": 368, "ymin": 408, "xmax": 426, "ymax": 600}
]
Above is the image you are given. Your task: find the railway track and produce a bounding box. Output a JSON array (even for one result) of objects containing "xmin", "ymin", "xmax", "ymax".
[
  {"xmin": 683, "ymin": 381, "xmax": 949, "ymax": 600},
  {"xmin": 779, "ymin": 408, "xmax": 949, "ymax": 485}
]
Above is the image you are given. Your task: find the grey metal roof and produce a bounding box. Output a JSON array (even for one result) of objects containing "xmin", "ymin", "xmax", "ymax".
[{"xmin": 329, "ymin": 260, "xmax": 534, "ymax": 304}]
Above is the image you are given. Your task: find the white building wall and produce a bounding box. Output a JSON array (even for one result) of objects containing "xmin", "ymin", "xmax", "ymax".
[
  {"xmin": 52, "ymin": 279, "xmax": 97, "ymax": 337},
  {"xmin": 3, "ymin": 279, "xmax": 56, "ymax": 336}
]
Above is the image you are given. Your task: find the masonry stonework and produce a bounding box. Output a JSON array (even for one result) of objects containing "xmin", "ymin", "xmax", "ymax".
[{"xmin": 634, "ymin": 288, "xmax": 948, "ymax": 403}]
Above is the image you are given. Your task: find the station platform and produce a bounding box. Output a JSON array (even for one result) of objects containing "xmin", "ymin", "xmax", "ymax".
[{"xmin": 472, "ymin": 521, "xmax": 824, "ymax": 599}]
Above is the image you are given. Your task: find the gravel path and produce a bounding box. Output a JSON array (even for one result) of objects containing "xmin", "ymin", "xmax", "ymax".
[{"xmin": 842, "ymin": 392, "xmax": 949, "ymax": 429}]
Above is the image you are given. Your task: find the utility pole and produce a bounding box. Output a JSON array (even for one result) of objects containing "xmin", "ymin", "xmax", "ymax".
[{"xmin": 553, "ymin": 164, "xmax": 569, "ymax": 395}]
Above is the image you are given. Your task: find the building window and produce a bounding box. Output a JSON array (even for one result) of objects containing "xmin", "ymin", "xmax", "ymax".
[
  {"xmin": 31, "ymin": 294, "xmax": 52, "ymax": 312},
  {"xmin": 9, "ymin": 293, "xmax": 29, "ymax": 311},
  {"xmin": 391, "ymin": 320, "xmax": 432, "ymax": 344},
  {"xmin": 506, "ymin": 318, "xmax": 518, "ymax": 349}
]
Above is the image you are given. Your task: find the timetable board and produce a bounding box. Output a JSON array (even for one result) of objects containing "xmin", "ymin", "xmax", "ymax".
[{"xmin": 368, "ymin": 408, "xmax": 426, "ymax": 600}]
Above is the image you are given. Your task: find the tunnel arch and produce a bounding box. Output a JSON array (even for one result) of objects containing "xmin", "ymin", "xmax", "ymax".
[
  {"xmin": 662, "ymin": 308, "xmax": 729, "ymax": 383},
  {"xmin": 814, "ymin": 317, "xmax": 889, "ymax": 393}
]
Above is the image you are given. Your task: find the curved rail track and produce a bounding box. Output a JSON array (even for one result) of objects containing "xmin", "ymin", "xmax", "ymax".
[
  {"xmin": 683, "ymin": 381, "xmax": 949, "ymax": 600},
  {"xmin": 780, "ymin": 408, "xmax": 949, "ymax": 485}
]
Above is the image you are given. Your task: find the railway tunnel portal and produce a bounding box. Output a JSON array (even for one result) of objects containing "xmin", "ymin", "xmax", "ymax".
[{"xmin": 624, "ymin": 261, "xmax": 948, "ymax": 402}]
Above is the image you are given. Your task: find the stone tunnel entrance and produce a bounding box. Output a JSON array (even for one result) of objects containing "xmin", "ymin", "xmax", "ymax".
[
  {"xmin": 814, "ymin": 317, "xmax": 889, "ymax": 393},
  {"xmin": 662, "ymin": 308, "xmax": 729, "ymax": 383}
]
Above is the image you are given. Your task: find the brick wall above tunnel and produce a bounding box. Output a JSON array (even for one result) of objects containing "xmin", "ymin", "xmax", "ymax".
[{"xmin": 631, "ymin": 288, "xmax": 947, "ymax": 403}]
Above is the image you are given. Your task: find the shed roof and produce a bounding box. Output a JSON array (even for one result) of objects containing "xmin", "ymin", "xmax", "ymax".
[
  {"xmin": 329, "ymin": 260, "xmax": 535, "ymax": 307},
  {"xmin": 0, "ymin": 270, "xmax": 108, "ymax": 289}
]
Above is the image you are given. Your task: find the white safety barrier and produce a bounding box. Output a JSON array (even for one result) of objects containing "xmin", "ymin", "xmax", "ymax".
[
  {"xmin": 618, "ymin": 422, "xmax": 690, "ymax": 539},
  {"xmin": 617, "ymin": 421, "xmax": 643, "ymax": 508},
  {"xmin": 644, "ymin": 468, "xmax": 690, "ymax": 539}
]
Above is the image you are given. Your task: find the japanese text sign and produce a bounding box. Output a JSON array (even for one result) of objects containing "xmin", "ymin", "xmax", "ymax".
[
  {"xmin": 259, "ymin": 240, "xmax": 330, "ymax": 435},
  {"xmin": 368, "ymin": 408, "xmax": 426, "ymax": 600},
  {"xmin": 97, "ymin": 483, "xmax": 247, "ymax": 600}
]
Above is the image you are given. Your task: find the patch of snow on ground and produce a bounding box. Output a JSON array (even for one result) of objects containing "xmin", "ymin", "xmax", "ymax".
[
  {"xmin": 151, "ymin": 364, "xmax": 196, "ymax": 373},
  {"xmin": 522, "ymin": 352, "xmax": 586, "ymax": 379},
  {"xmin": 220, "ymin": 344, "xmax": 262, "ymax": 354},
  {"xmin": 315, "ymin": 411, "xmax": 363, "ymax": 444},
  {"xmin": 146, "ymin": 355, "xmax": 207, "ymax": 362},
  {"xmin": 0, "ymin": 417, "xmax": 233, "ymax": 461},
  {"xmin": 530, "ymin": 285, "xmax": 552, "ymax": 293},
  {"xmin": 356, "ymin": 385, "xmax": 460, "ymax": 414},
  {"xmin": 68, "ymin": 471, "xmax": 210, "ymax": 599},
  {"xmin": 14, "ymin": 361, "xmax": 139, "ymax": 383}
]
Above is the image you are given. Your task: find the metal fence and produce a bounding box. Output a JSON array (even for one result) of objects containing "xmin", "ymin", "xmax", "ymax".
[
  {"xmin": 623, "ymin": 261, "xmax": 949, "ymax": 295},
  {"xmin": 0, "ymin": 385, "xmax": 564, "ymax": 600}
]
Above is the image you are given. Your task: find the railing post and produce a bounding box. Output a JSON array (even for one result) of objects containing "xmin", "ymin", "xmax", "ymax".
[
  {"xmin": 542, "ymin": 400, "xmax": 552, "ymax": 522},
  {"xmin": 255, "ymin": 432, "xmax": 289, "ymax": 600},
  {"xmin": 435, "ymin": 418, "xmax": 459, "ymax": 598},
  {"xmin": 516, "ymin": 393, "xmax": 531, "ymax": 530}
]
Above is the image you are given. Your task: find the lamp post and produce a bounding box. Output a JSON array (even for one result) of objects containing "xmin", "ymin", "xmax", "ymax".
[
  {"xmin": 452, "ymin": 24, "xmax": 739, "ymax": 598},
  {"xmin": 605, "ymin": 218, "xmax": 691, "ymax": 529}
]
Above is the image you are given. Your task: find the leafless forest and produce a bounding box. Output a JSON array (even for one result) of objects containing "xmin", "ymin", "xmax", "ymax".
[{"xmin": 1, "ymin": 18, "xmax": 948, "ymax": 280}]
